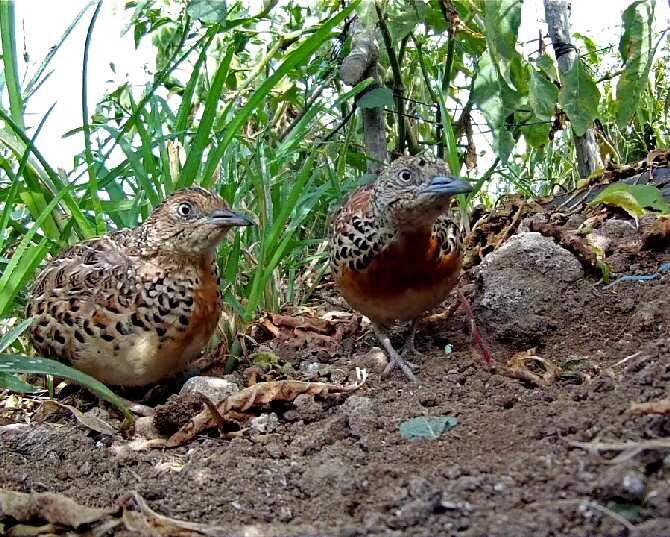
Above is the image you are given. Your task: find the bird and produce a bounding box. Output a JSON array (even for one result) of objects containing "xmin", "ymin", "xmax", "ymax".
[
  {"xmin": 330, "ymin": 155, "xmax": 493, "ymax": 381},
  {"xmin": 25, "ymin": 187, "xmax": 253, "ymax": 387}
]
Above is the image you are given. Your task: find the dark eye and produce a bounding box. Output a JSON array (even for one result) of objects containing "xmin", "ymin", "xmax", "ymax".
[
  {"xmin": 177, "ymin": 202, "xmax": 193, "ymax": 218},
  {"xmin": 398, "ymin": 170, "xmax": 412, "ymax": 182}
]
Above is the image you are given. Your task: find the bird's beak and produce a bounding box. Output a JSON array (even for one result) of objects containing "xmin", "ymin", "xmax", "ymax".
[
  {"xmin": 208, "ymin": 209, "xmax": 255, "ymax": 227},
  {"xmin": 420, "ymin": 175, "xmax": 473, "ymax": 196}
]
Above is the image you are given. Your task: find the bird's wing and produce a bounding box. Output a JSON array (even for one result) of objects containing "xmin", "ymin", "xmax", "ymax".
[
  {"xmin": 431, "ymin": 212, "xmax": 465, "ymax": 261},
  {"xmin": 28, "ymin": 230, "xmax": 137, "ymax": 306},
  {"xmin": 329, "ymin": 184, "xmax": 392, "ymax": 274}
]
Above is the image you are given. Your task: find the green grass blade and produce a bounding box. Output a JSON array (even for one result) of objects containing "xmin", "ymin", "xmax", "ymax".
[
  {"xmin": 201, "ymin": 2, "xmax": 358, "ymax": 186},
  {"xmin": 178, "ymin": 46, "xmax": 234, "ymax": 188},
  {"xmin": 23, "ymin": 0, "xmax": 95, "ymax": 101},
  {"xmin": 0, "ymin": 354, "xmax": 132, "ymax": 427},
  {"xmin": 82, "ymin": 0, "xmax": 105, "ymax": 234},
  {"xmin": 0, "ymin": 317, "xmax": 34, "ymax": 353},
  {"xmin": 0, "ymin": 372, "xmax": 43, "ymax": 394},
  {"xmin": 0, "ymin": 0, "xmax": 25, "ymax": 129}
]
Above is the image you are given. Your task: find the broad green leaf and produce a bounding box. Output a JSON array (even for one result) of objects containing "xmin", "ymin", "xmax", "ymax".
[
  {"xmin": 483, "ymin": 0, "xmax": 523, "ymax": 90},
  {"xmin": 399, "ymin": 416, "xmax": 458, "ymax": 440},
  {"xmin": 573, "ymin": 32, "xmax": 599, "ymax": 65},
  {"xmin": 357, "ymin": 87, "xmax": 394, "ymax": 110},
  {"xmin": 472, "ymin": 50, "xmax": 521, "ymax": 162},
  {"xmin": 0, "ymin": 354, "xmax": 132, "ymax": 428},
  {"xmin": 187, "ymin": 0, "xmax": 227, "ymax": 24},
  {"xmin": 529, "ymin": 68, "xmax": 558, "ymax": 120},
  {"xmin": 521, "ymin": 121, "xmax": 552, "ymax": 148},
  {"xmin": 614, "ymin": 0, "xmax": 655, "ymax": 128},
  {"xmin": 536, "ymin": 52, "xmax": 559, "ymax": 82},
  {"xmin": 589, "ymin": 183, "xmax": 669, "ymax": 219},
  {"xmin": 388, "ymin": 1, "xmax": 426, "ymax": 41},
  {"xmin": 558, "ymin": 57, "xmax": 600, "ymax": 136}
]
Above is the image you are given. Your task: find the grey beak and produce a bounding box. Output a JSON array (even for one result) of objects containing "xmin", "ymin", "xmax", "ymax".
[
  {"xmin": 209, "ymin": 209, "xmax": 255, "ymax": 227},
  {"xmin": 420, "ymin": 175, "xmax": 473, "ymax": 196}
]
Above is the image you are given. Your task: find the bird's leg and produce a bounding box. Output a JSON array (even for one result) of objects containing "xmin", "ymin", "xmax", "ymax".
[
  {"xmin": 456, "ymin": 290, "xmax": 495, "ymax": 366},
  {"xmin": 372, "ymin": 324, "xmax": 418, "ymax": 382},
  {"xmin": 400, "ymin": 318, "xmax": 421, "ymax": 358}
]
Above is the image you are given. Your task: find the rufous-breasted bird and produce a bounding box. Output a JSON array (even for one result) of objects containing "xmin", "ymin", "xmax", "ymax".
[
  {"xmin": 26, "ymin": 188, "xmax": 253, "ymax": 386},
  {"xmin": 330, "ymin": 155, "xmax": 493, "ymax": 381}
]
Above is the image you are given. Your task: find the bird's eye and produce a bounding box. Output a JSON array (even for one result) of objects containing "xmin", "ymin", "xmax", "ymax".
[
  {"xmin": 177, "ymin": 202, "xmax": 193, "ymax": 218},
  {"xmin": 398, "ymin": 170, "xmax": 412, "ymax": 182}
]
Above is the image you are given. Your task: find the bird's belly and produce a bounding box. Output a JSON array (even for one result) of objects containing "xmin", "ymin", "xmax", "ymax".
[{"xmin": 336, "ymin": 250, "xmax": 462, "ymax": 326}]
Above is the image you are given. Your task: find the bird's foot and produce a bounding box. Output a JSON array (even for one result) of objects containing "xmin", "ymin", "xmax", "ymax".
[
  {"xmin": 399, "ymin": 319, "xmax": 422, "ymax": 360},
  {"xmin": 372, "ymin": 325, "xmax": 418, "ymax": 382},
  {"xmin": 456, "ymin": 290, "xmax": 495, "ymax": 366}
]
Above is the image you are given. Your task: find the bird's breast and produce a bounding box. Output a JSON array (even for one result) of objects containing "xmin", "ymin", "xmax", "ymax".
[{"xmin": 335, "ymin": 232, "xmax": 462, "ymax": 325}]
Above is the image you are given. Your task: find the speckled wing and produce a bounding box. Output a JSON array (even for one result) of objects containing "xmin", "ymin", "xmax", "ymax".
[
  {"xmin": 329, "ymin": 184, "xmax": 393, "ymax": 275},
  {"xmin": 431, "ymin": 212, "xmax": 465, "ymax": 261},
  {"xmin": 26, "ymin": 230, "xmax": 141, "ymax": 360}
]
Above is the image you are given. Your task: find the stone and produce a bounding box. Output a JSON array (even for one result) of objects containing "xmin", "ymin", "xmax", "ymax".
[
  {"xmin": 250, "ymin": 412, "xmax": 279, "ymax": 434},
  {"xmin": 179, "ymin": 376, "xmax": 239, "ymax": 404},
  {"xmin": 476, "ymin": 232, "xmax": 584, "ymax": 344}
]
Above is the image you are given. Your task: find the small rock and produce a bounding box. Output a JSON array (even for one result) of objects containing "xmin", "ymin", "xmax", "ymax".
[
  {"xmin": 341, "ymin": 396, "xmax": 377, "ymax": 438},
  {"xmin": 407, "ymin": 477, "xmax": 432, "ymax": 498},
  {"xmin": 134, "ymin": 416, "xmax": 163, "ymax": 439},
  {"xmin": 360, "ymin": 347, "xmax": 389, "ymax": 373},
  {"xmin": 179, "ymin": 376, "xmax": 239, "ymax": 404},
  {"xmin": 597, "ymin": 464, "xmax": 647, "ymax": 502},
  {"xmin": 293, "ymin": 394, "xmax": 324, "ymax": 422},
  {"xmin": 453, "ymin": 475, "xmax": 482, "ymax": 493},
  {"xmin": 250, "ymin": 412, "xmax": 279, "ymax": 434}
]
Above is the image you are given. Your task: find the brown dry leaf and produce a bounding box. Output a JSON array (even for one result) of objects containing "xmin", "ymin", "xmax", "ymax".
[
  {"xmin": 630, "ymin": 399, "xmax": 670, "ymax": 415},
  {"xmin": 165, "ymin": 373, "xmax": 367, "ymax": 447},
  {"xmin": 34, "ymin": 400, "xmax": 117, "ymax": 436},
  {"xmin": 502, "ymin": 348, "xmax": 559, "ymax": 387},
  {"xmin": 250, "ymin": 311, "xmax": 359, "ymax": 352},
  {"xmin": 0, "ymin": 490, "xmax": 114, "ymax": 528}
]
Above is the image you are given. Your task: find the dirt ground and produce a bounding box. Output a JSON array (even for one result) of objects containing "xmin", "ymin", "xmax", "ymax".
[{"xmin": 2, "ymin": 264, "xmax": 670, "ymax": 536}]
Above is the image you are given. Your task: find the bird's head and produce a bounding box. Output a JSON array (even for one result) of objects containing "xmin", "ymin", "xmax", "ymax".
[
  {"xmin": 372, "ymin": 155, "xmax": 473, "ymax": 231},
  {"xmin": 143, "ymin": 187, "xmax": 254, "ymax": 255}
]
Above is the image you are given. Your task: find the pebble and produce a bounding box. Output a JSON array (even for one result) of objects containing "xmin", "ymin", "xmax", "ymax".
[
  {"xmin": 179, "ymin": 376, "xmax": 239, "ymax": 404},
  {"xmin": 250, "ymin": 412, "xmax": 279, "ymax": 434}
]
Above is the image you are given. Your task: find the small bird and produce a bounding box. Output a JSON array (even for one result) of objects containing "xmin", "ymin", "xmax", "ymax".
[
  {"xmin": 26, "ymin": 187, "xmax": 253, "ymax": 386},
  {"xmin": 330, "ymin": 155, "xmax": 492, "ymax": 381}
]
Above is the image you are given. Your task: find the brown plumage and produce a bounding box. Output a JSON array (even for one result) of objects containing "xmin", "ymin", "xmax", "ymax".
[
  {"xmin": 25, "ymin": 187, "xmax": 253, "ymax": 386},
  {"xmin": 330, "ymin": 155, "xmax": 476, "ymax": 381}
]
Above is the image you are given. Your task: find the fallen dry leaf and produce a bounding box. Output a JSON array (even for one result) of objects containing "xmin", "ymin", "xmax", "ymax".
[
  {"xmin": 34, "ymin": 400, "xmax": 117, "ymax": 435},
  {"xmin": 0, "ymin": 490, "xmax": 114, "ymax": 528},
  {"xmin": 630, "ymin": 399, "xmax": 670, "ymax": 415},
  {"xmin": 250, "ymin": 311, "xmax": 359, "ymax": 352},
  {"xmin": 165, "ymin": 372, "xmax": 367, "ymax": 447},
  {"xmin": 502, "ymin": 348, "xmax": 559, "ymax": 387}
]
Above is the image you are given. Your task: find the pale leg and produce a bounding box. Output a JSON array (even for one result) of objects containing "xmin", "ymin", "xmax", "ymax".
[{"xmin": 372, "ymin": 324, "xmax": 418, "ymax": 382}]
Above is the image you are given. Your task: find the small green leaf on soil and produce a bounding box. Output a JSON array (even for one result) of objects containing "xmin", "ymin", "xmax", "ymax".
[{"xmin": 399, "ymin": 416, "xmax": 458, "ymax": 440}]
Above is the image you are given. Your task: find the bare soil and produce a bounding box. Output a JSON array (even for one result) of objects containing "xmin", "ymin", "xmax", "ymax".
[{"xmin": 2, "ymin": 264, "xmax": 670, "ymax": 536}]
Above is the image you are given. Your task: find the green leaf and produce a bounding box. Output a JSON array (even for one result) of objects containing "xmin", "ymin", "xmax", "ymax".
[
  {"xmin": 357, "ymin": 87, "xmax": 394, "ymax": 110},
  {"xmin": 573, "ymin": 32, "xmax": 599, "ymax": 65},
  {"xmin": 0, "ymin": 354, "xmax": 132, "ymax": 428},
  {"xmin": 472, "ymin": 50, "xmax": 521, "ymax": 162},
  {"xmin": 614, "ymin": 0, "xmax": 655, "ymax": 128},
  {"xmin": 536, "ymin": 53, "xmax": 559, "ymax": 82},
  {"xmin": 399, "ymin": 416, "xmax": 458, "ymax": 440},
  {"xmin": 0, "ymin": 317, "xmax": 33, "ymax": 353},
  {"xmin": 187, "ymin": 0, "xmax": 227, "ymax": 24},
  {"xmin": 528, "ymin": 68, "xmax": 558, "ymax": 120},
  {"xmin": 0, "ymin": 372, "xmax": 43, "ymax": 394},
  {"xmin": 589, "ymin": 183, "xmax": 670, "ymax": 219},
  {"xmin": 483, "ymin": 0, "xmax": 523, "ymax": 90},
  {"xmin": 558, "ymin": 57, "xmax": 600, "ymax": 136}
]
